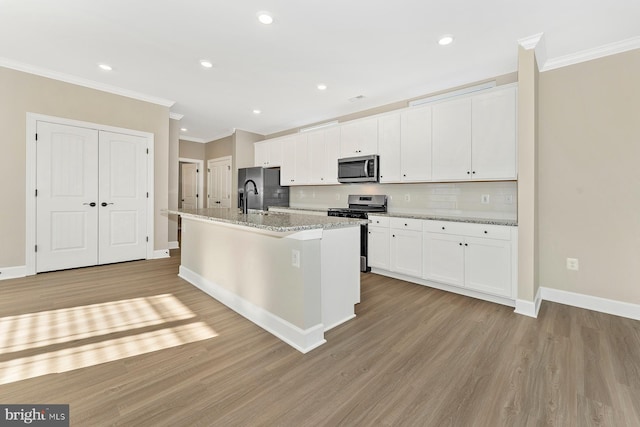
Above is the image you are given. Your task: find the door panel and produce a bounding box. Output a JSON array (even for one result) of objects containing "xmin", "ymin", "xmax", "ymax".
[
  {"xmin": 423, "ymin": 232, "xmax": 464, "ymax": 286},
  {"xmin": 36, "ymin": 122, "xmax": 99, "ymax": 272},
  {"xmin": 208, "ymin": 158, "xmax": 231, "ymax": 208},
  {"xmin": 181, "ymin": 163, "xmax": 198, "ymax": 209},
  {"xmin": 98, "ymin": 131, "xmax": 147, "ymax": 264}
]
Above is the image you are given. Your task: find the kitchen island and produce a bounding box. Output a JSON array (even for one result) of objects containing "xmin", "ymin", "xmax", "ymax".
[{"xmin": 168, "ymin": 208, "xmax": 366, "ymax": 353}]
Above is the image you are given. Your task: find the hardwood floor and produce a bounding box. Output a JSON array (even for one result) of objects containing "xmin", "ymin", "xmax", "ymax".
[{"xmin": 1, "ymin": 251, "xmax": 639, "ymax": 426}]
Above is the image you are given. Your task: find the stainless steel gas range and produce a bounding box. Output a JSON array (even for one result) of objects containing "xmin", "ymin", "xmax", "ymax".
[{"xmin": 328, "ymin": 195, "xmax": 388, "ymax": 272}]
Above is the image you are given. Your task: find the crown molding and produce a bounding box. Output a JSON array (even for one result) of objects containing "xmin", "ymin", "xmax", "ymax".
[
  {"xmin": 179, "ymin": 135, "xmax": 208, "ymax": 143},
  {"xmin": 169, "ymin": 112, "xmax": 184, "ymax": 120},
  {"xmin": 542, "ymin": 36, "xmax": 640, "ymax": 71},
  {"xmin": 0, "ymin": 57, "xmax": 175, "ymax": 107},
  {"xmin": 517, "ymin": 33, "xmax": 544, "ymax": 50}
]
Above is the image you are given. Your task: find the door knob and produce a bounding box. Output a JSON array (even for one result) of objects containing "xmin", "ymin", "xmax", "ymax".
[
  {"xmin": 83, "ymin": 202, "xmax": 97, "ymax": 207},
  {"xmin": 101, "ymin": 202, "xmax": 114, "ymax": 207}
]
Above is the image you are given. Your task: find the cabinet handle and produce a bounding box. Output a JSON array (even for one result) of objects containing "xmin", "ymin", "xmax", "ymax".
[
  {"xmin": 465, "ymin": 243, "xmax": 468, "ymax": 246},
  {"xmin": 441, "ymin": 226, "xmax": 445, "ymax": 230},
  {"xmin": 404, "ymin": 223, "xmax": 408, "ymax": 227},
  {"xmin": 467, "ymin": 171, "xmax": 471, "ymax": 175},
  {"xmin": 403, "ymin": 174, "xmax": 406, "ymax": 177},
  {"xmin": 472, "ymin": 171, "xmax": 476, "ymax": 175},
  {"xmin": 459, "ymin": 243, "xmax": 462, "ymax": 246},
  {"xmin": 484, "ymin": 230, "xmax": 488, "ymax": 234},
  {"xmin": 392, "ymin": 234, "xmax": 395, "ymax": 237}
]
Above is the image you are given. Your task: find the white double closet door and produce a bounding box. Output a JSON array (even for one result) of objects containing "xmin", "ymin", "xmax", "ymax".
[{"xmin": 36, "ymin": 122, "xmax": 148, "ymax": 273}]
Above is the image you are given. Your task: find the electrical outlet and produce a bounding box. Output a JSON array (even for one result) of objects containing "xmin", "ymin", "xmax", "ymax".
[
  {"xmin": 404, "ymin": 194, "xmax": 411, "ymax": 202},
  {"xmin": 481, "ymin": 194, "xmax": 490, "ymax": 204},
  {"xmin": 566, "ymin": 258, "xmax": 579, "ymax": 271},
  {"xmin": 291, "ymin": 249, "xmax": 300, "ymax": 268}
]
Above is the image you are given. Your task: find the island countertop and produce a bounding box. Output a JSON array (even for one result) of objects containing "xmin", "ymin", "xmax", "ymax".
[{"xmin": 168, "ymin": 207, "xmax": 367, "ymax": 232}]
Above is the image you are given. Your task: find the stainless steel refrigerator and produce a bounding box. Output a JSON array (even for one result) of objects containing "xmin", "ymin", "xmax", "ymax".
[{"xmin": 237, "ymin": 167, "xmax": 290, "ymax": 212}]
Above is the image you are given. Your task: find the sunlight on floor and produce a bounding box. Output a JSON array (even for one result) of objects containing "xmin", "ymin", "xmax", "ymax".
[{"xmin": 0, "ymin": 294, "xmax": 218, "ymax": 385}]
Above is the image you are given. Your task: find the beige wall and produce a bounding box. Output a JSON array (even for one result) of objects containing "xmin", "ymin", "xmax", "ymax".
[
  {"xmin": 0, "ymin": 67, "xmax": 169, "ymax": 268},
  {"xmin": 179, "ymin": 139, "xmax": 205, "ymax": 160},
  {"xmin": 538, "ymin": 49, "xmax": 640, "ymax": 304},
  {"xmin": 205, "ymin": 135, "xmax": 232, "ymax": 161}
]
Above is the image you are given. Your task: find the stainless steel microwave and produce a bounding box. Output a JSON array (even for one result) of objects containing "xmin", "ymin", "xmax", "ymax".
[{"xmin": 338, "ymin": 155, "xmax": 379, "ymax": 183}]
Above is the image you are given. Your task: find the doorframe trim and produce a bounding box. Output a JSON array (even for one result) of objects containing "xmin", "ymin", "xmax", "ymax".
[
  {"xmin": 207, "ymin": 156, "xmax": 232, "ymax": 208},
  {"xmin": 179, "ymin": 157, "xmax": 204, "ymax": 209},
  {"xmin": 26, "ymin": 113, "xmax": 155, "ymax": 275}
]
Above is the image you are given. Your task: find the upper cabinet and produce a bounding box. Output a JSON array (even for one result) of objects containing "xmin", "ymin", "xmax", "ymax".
[
  {"xmin": 280, "ymin": 134, "xmax": 309, "ymax": 186},
  {"xmin": 378, "ymin": 106, "xmax": 432, "ymax": 183},
  {"xmin": 308, "ymin": 126, "xmax": 340, "ymax": 185},
  {"xmin": 254, "ymin": 139, "xmax": 283, "ymax": 168},
  {"xmin": 340, "ymin": 117, "xmax": 378, "ymax": 158},
  {"xmin": 432, "ymin": 85, "xmax": 517, "ymax": 181},
  {"xmin": 471, "ymin": 86, "xmax": 517, "ymax": 180}
]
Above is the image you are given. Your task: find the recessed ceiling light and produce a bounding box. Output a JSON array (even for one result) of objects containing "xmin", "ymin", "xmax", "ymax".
[
  {"xmin": 257, "ymin": 12, "xmax": 273, "ymax": 25},
  {"xmin": 438, "ymin": 35, "xmax": 454, "ymax": 46},
  {"xmin": 200, "ymin": 60, "xmax": 213, "ymax": 68},
  {"xmin": 317, "ymin": 84, "xmax": 327, "ymax": 91},
  {"xmin": 98, "ymin": 64, "xmax": 112, "ymax": 71},
  {"xmin": 253, "ymin": 109, "xmax": 262, "ymax": 115},
  {"xmin": 180, "ymin": 128, "xmax": 187, "ymax": 132}
]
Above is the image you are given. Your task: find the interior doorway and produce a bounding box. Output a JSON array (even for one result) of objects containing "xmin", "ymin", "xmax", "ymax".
[{"xmin": 207, "ymin": 156, "xmax": 232, "ymax": 208}]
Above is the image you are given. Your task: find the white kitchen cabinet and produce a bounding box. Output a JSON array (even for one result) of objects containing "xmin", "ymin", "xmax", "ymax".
[
  {"xmin": 464, "ymin": 236, "xmax": 512, "ymax": 296},
  {"xmin": 340, "ymin": 117, "xmax": 378, "ymax": 158},
  {"xmin": 389, "ymin": 218, "xmax": 423, "ymax": 278},
  {"xmin": 423, "ymin": 221, "xmax": 514, "ymax": 298},
  {"xmin": 432, "ymin": 85, "xmax": 517, "ymax": 181},
  {"xmin": 308, "ymin": 126, "xmax": 340, "ymax": 185},
  {"xmin": 471, "ymin": 86, "xmax": 517, "ymax": 180},
  {"xmin": 423, "ymin": 232, "xmax": 465, "ymax": 286},
  {"xmin": 378, "ymin": 114, "xmax": 402, "ymax": 182},
  {"xmin": 401, "ymin": 106, "xmax": 432, "ymax": 182},
  {"xmin": 432, "ymin": 97, "xmax": 472, "ymax": 180},
  {"xmin": 280, "ymin": 134, "xmax": 309, "ymax": 185},
  {"xmin": 368, "ymin": 225, "xmax": 390, "ymax": 270},
  {"xmin": 254, "ymin": 138, "xmax": 284, "ymax": 168}
]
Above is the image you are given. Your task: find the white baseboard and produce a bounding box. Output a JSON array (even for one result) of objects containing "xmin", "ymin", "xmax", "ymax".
[
  {"xmin": 0, "ymin": 265, "xmax": 27, "ymax": 281},
  {"xmin": 514, "ymin": 287, "xmax": 543, "ymax": 318},
  {"xmin": 168, "ymin": 241, "xmax": 179, "ymax": 250},
  {"xmin": 178, "ymin": 265, "xmax": 326, "ymax": 353},
  {"xmin": 153, "ymin": 249, "xmax": 170, "ymax": 259},
  {"xmin": 540, "ymin": 287, "xmax": 640, "ymax": 321}
]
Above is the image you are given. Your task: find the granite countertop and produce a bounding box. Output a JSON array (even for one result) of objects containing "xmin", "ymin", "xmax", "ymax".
[
  {"xmin": 369, "ymin": 212, "xmax": 517, "ymax": 227},
  {"xmin": 167, "ymin": 208, "xmax": 366, "ymax": 232},
  {"xmin": 268, "ymin": 206, "xmax": 517, "ymax": 227}
]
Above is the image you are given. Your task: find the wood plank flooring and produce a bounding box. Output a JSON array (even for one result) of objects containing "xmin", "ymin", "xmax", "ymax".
[{"xmin": 1, "ymin": 251, "xmax": 639, "ymax": 426}]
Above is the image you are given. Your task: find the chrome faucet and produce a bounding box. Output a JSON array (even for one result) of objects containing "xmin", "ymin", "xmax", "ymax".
[{"xmin": 242, "ymin": 179, "xmax": 259, "ymax": 214}]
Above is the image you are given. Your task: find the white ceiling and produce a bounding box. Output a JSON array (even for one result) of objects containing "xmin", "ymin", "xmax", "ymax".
[{"xmin": 1, "ymin": 1, "xmax": 639, "ymax": 142}]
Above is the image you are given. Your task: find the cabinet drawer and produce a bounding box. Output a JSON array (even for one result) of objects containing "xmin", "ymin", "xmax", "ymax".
[
  {"xmin": 369, "ymin": 216, "xmax": 390, "ymax": 227},
  {"xmin": 390, "ymin": 217, "xmax": 423, "ymax": 231},
  {"xmin": 423, "ymin": 220, "xmax": 512, "ymax": 240}
]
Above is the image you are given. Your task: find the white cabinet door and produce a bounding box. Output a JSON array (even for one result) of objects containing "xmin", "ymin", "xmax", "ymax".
[
  {"xmin": 378, "ymin": 114, "xmax": 401, "ymax": 183},
  {"xmin": 368, "ymin": 226, "xmax": 390, "ymax": 270},
  {"xmin": 401, "ymin": 106, "xmax": 432, "ymax": 182},
  {"xmin": 423, "ymin": 232, "xmax": 464, "ymax": 286},
  {"xmin": 432, "ymin": 98, "xmax": 472, "ymax": 180},
  {"xmin": 307, "ymin": 127, "xmax": 339, "ymax": 185},
  {"xmin": 281, "ymin": 134, "xmax": 309, "ymax": 186},
  {"xmin": 464, "ymin": 237, "xmax": 512, "ymax": 297},
  {"xmin": 36, "ymin": 122, "xmax": 99, "ymax": 272},
  {"xmin": 390, "ymin": 229, "xmax": 422, "ymax": 277},
  {"xmin": 254, "ymin": 142, "xmax": 268, "ymax": 167},
  {"xmin": 471, "ymin": 86, "xmax": 517, "ymax": 180},
  {"xmin": 98, "ymin": 131, "xmax": 148, "ymax": 265},
  {"xmin": 340, "ymin": 118, "xmax": 378, "ymax": 157},
  {"xmin": 267, "ymin": 139, "xmax": 284, "ymax": 167}
]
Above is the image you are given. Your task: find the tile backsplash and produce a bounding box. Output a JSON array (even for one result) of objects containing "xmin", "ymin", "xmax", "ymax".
[{"xmin": 289, "ymin": 181, "xmax": 517, "ymax": 220}]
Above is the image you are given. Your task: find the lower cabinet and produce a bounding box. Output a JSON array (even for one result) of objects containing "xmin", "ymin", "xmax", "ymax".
[
  {"xmin": 423, "ymin": 233, "xmax": 512, "ymax": 297},
  {"xmin": 368, "ymin": 216, "xmax": 517, "ymax": 303},
  {"xmin": 367, "ymin": 225, "xmax": 390, "ymax": 270}
]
